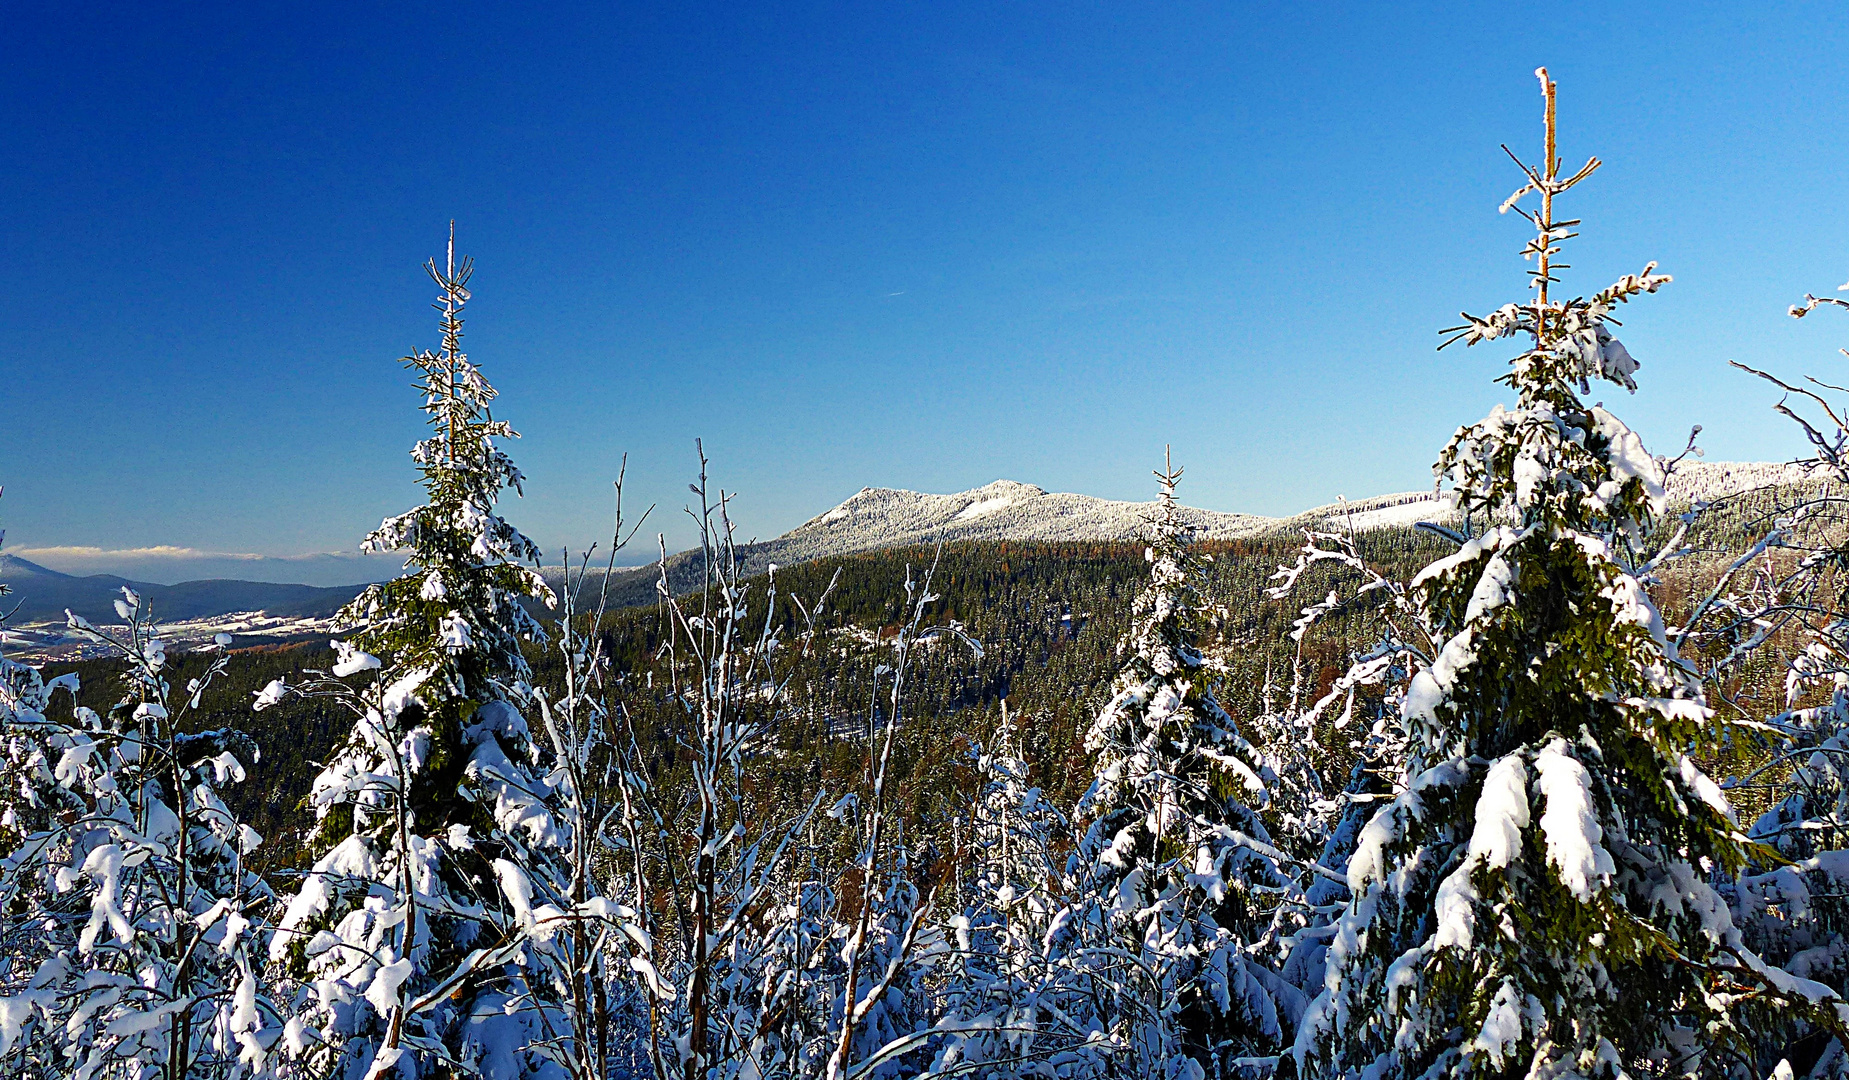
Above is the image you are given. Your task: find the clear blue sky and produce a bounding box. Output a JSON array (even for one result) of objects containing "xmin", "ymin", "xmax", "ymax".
[{"xmin": 6, "ymin": 2, "xmax": 1849, "ymax": 583}]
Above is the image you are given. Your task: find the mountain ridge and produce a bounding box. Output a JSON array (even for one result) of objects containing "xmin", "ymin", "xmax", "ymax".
[
  {"xmin": 4, "ymin": 460, "xmax": 1818, "ymax": 630},
  {"xmin": 554, "ymin": 459, "xmax": 1820, "ymax": 609}
]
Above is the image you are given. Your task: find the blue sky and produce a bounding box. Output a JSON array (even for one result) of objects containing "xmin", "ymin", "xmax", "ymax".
[{"xmin": 6, "ymin": 3, "xmax": 1849, "ymax": 583}]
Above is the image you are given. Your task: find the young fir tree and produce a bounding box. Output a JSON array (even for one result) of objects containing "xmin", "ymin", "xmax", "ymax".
[
  {"xmin": 1290, "ymin": 70, "xmax": 1849, "ymax": 1079},
  {"xmin": 266, "ymin": 232, "xmax": 564, "ymax": 1080},
  {"xmin": 928, "ymin": 709, "xmax": 1109, "ymax": 1078},
  {"xmin": 1075, "ymin": 456, "xmax": 1299, "ymax": 1077}
]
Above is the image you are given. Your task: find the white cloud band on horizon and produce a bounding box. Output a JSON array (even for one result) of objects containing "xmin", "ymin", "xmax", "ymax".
[
  {"xmin": 6, "ymin": 545, "xmax": 408, "ymax": 588},
  {"xmin": 5, "ymin": 543, "xmax": 654, "ymax": 588},
  {"xmin": 10, "ymin": 545, "xmax": 378, "ymax": 562}
]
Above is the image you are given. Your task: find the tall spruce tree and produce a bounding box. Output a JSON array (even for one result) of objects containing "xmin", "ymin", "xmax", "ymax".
[
  {"xmin": 1075, "ymin": 455, "xmax": 1299, "ymax": 1077},
  {"xmin": 266, "ymin": 231, "xmax": 565, "ymax": 1080},
  {"xmin": 1291, "ymin": 70, "xmax": 1849, "ymax": 1079}
]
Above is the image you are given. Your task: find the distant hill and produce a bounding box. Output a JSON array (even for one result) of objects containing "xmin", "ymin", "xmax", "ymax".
[
  {"xmin": 553, "ymin": 462, "xmax": 1816, "ymax": 610},
  {"xmin": 8, "ymin": 461, "xmax": 1815, "ymax": 628},
  {"xmin": 0, "ymin": 553, "xmax": 364, "ymax": 625}
]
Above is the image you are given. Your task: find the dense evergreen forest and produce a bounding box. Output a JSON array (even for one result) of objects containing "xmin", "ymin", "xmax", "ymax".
[
  {"xmin": 33, "ymin": 497, "xmax": 1802, "ymax": 886},
  {"xmin": 33, "ymin": 532, "xmax": 1429, "ymax": 872}
]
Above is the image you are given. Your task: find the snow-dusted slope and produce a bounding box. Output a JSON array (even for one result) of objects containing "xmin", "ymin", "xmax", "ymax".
[
  {"xmin": 590, "ymin": 479, "xmax": 1296, "ymax": 606},
  {"xmin": 1663, "ymin": 459, "xmax": 1817, "ymax": 503},
  {"xmin": 767, "ymin": 479, "xmax": 1278, "ymax": 561},
  {"xmin": 1277, "ymin": 460, "xmax": 1819, "ymax": 535},
  {"xmin": 1284, "ymin": 490, "xmax": 1457, "ymax": 533},
  {"xmin": 757, "ymin": 460, "xmax": 1821, "ymax": 566}
]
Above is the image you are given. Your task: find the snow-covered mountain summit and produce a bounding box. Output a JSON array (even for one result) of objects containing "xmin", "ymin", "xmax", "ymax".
[
  {"xmin": 568, "ymin": 478, "xmax": 1405, "ymax": 606},
  {"xmin": 761, "ymin": 460, "xmax": 1820, "ymax": 565},
  {"xmin": 773, "ymin": 478, "xmax": 1278, "ymax": 560}
]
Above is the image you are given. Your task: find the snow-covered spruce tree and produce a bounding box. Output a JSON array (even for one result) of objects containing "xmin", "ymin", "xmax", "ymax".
[
  {"xmin": 923, "ymin": 707, "xmax": 1111, "ymax": 1079},
  {"xmin": 0, "ymin": 589, "xmax": 282, "ymax": 1080},
  {"xmin": 822, "ymin": 817, "xmax": 929, "ymax": 1080},
  {"xmin": 1074, "ymin": 456, "xmax": 1299, "ymax": 1077},
  {"xmin": 1291, "ymin": 70, "xmax": 1848, "ymax": 1079},
  {"xmin": 1240, "ymin": 669, "xmax": 1334, "ymax": 869},
  {"xmin": 265, "ymin": 233, "xmax": 573, "ymax": 1080}
]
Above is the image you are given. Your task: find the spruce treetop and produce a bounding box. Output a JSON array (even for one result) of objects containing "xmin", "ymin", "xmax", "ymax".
[
  {"xmin": 1125, "ymin": 453, "xmax": 1210, "ymax": 679},
  {"xmin": 342, "ymin": 225, "xmax": 555, "ymax": 711},
  {"xmin": 1407, "ymin": 67, "xmax": 1701, "ymax": 771},
  {"xmin": 1082, "ymin": 451, "xmax": 1272, "ymax": 830},
  {"xmin": 1437, "ymin": 68, "xmax": 1669, "ymax": 544}
]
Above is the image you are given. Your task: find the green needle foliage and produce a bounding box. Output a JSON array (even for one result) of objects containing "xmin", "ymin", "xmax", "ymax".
[
  {"xmin": 341, "ymin": 228, "xmax": 554, "ymax": 714},
  {"xmin": 1075, "ymin": 457, "xmax": 1297, "ymax": 1074}
]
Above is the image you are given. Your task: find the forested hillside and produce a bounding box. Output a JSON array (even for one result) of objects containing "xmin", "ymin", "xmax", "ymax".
[
  {"xmin": 31, "ymin": 531, "xmax": 1446, "ymax": 872},
  {"xmin": 30, "ymin": 484, "xmax": 1809, "ymax": 907}
]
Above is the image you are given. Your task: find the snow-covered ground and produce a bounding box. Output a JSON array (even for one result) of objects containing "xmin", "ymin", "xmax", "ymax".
[{"xmin": 2, "ymin": 611, "xmax": 340, "ymax": 662}]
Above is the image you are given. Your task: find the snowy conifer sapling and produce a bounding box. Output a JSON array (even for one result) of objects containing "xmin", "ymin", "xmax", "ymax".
[
  {"xmin": 1292, "ymin": 70, "xmax": 1849, "ymax": 1079},
  {"xmin": 927, "ymin": 707, "xmax": 1107, "ymax": 1079},
  {"xmin": 265, "ymin": 231, "xmax": 568, "ymax": 1080},
  {"xmin": 1076, "ymin": 454, "xmax": 1298, "ymax": 1077}
]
